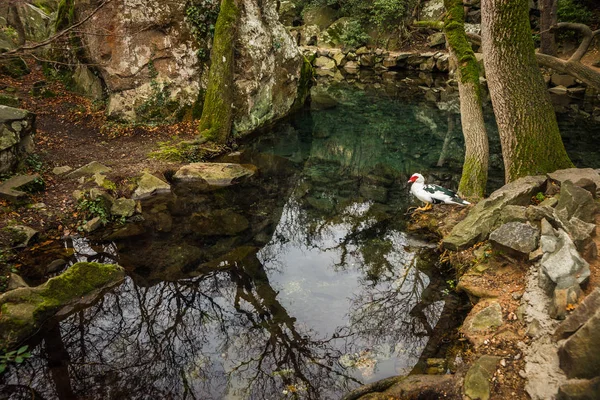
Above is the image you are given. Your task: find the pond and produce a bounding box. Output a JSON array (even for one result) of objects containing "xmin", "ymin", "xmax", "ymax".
[{"xmin": 2, "ymin": 74, "xmax": 599, "ymax": 400}]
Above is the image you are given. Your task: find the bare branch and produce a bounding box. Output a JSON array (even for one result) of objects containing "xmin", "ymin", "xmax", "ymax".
[
  {"xmin": 0, "ymin": 0, "xmax": 111, "ymax": 60},
  {"xmin": 553, "ymin": 22, "xmax": 596, "ymax": 62}
]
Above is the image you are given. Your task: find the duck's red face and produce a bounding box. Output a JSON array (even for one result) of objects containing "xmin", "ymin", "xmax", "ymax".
[{"xmin": 408, "ymin": 174, "xmax": 418, "ymax": 183}]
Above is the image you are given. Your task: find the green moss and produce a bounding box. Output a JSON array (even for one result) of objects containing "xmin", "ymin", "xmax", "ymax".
[
  {"xmin": 459, "ymin": 155, "xmax": 487, "ymax": 200},
  {"xmin": 0, "ymin": 262, "xmax": 124, "ymax": 348},
  {"xmin": 0, "ymin": 59, "xmax": 30, "ymax": 78},
  {"xmin": 443, "ymin": 0, "xmax": 480, "ymax": 97},
  {"xmin": 197, "ymin": 0, "xmax": 240, "ymax": 144},
  {"xmin": 55, "ymin": 0, "xmax": 75, "ymax": 31}
]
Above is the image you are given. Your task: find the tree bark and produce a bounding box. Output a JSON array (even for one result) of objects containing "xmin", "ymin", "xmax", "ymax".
[
  {"xmin": 481, "ymin": 0, "xmax": 573, "ymax": 183},
  {"xmin": 539, "ymin": 0, "xmax": 557, "ymax": 56},
  {"xmin": 197, "ymin": 0, "xmax": 240, "ymax": 144},
  {"xmin": 444, "ymin": 0, "xmax": 489, "ymax": 199}
]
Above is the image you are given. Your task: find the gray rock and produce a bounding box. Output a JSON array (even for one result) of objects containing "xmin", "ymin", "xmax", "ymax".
[
  {"xmin": 559, "ymin": 308, "xmax": 600, "ymax": 379},
  {"xmin": 428, "ymin": 32, "xmax": 446, "ymax": 47},
  {"xmin": 541, "ymin": 235, "xmax": 558, "ymax": 253},
  {"xmin": 46, "ymin": 259, "xmax": 67, "ymax": 274},
  {"xmin": 500, "ymin": 205, "xmax": 528, "ymax": 224},
  {"xmin": 73, "ymin": 64, "xmax": 104, "ymax": 100},
  {"xmin": 0, "ymin": 173, "xmax": 40, "ymax": 202},
  {"xmin": 541, "ymin": 229, "xmax": 590, "ymax": 285},
  {"xmin": 555, "ymin": 180, "xmax": 597, "ymax": 224},
  {"xmin": 464, "ymin": 355, "xmax": 500, "ymax": 400},
  {"xmin": 541, "ymin": 218, "xmax": 557, "ymax": 236},
  {"xmin": 133, "ymin": 172, "xmax": 171, "ymax": 200},
  {"xmin": 489, "ymin": 222, "xmax": 540, "ymax": 257},
  {"xmin": 554, "ymin": 288, "xmax": 600, "ymax": 341},
  {"xmin": 66, "ymin": 161, "xmax": 111, "ymax": 179},
  {"xmin": 557, "ymin": 377, "xmax": 600, "ymax": 400},
  {"xmin": 551, "ymin": 277, "xmax": 582, "ymax": 320},
  {"xmin": 52, "ymin": 166, "xmax": 72, "ymax": 175},
  {"xmin": 551, "ymin": 74, "xmax": 577, "ymax": 88},
  {"xmin": 7, "ymin": 273, "xmax": 28, "ymax": 290},
  {"xmin": 83, "ymin": 217, "xmax": 103, "ymax": 233},
  {"xmin": 466, "ymin": 301, "xmax": 503, "ymax": 332},
  {"xmin": 111, "ymin": 198, "xmax": 136, "ymax": 218},
  {"xmin": 6, "ymin": 225, "xmax": 38, "ymax": 248},
  {"xmin": 526, "ymin": 205, "xmax": 555, "ymax": 223},
  {"xmin": 444, "ymin": 175, "xmax": 546, "ymax": 250},
  {"xmin": 548, "ymin": 168, "xmax": 600, "ymax": 198}
]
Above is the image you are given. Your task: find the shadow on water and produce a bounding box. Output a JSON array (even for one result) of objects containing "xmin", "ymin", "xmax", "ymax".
[{"xmin": 3, "ymin": 74, "xmax": 599, "ymax": 399}]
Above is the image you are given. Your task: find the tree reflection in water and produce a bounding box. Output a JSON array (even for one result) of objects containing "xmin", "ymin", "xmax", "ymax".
[{"xmin": 2, "ymin": 80, "xmax": 470, "ymax": 399}]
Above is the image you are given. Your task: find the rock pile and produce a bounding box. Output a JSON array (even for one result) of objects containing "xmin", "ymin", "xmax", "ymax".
[{"xmin": 0, "ymin": 105, "xmax": 35, "ymax": 174}]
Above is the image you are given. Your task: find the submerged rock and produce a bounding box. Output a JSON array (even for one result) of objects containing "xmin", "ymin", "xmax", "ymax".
[{"xmin": 0, "ymin": 262, "xmax": 125, "ymax": 348}]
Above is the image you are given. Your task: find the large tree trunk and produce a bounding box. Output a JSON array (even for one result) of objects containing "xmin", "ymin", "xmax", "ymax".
[
  {"xmin": 444, "ymin": 0, "xmax": 489, "ymax": 199},
  {"xmin": 481, "ymin": 0, "xmax": 573, "ymax": 183},
  {"xmin": 539, "ymin": 0, "xmax": 557, "ymax": 56},
  {"xmin": 198, "ymin": 0, "xmax": 240, "ymax": 144}
]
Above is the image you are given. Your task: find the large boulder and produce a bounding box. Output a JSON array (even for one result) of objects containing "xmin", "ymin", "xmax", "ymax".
[
  {"xmin": 548, "ymin": 168, "xmax": 600, "ymax": 197},
  {"xmin": 540, "ymin": 229, "xmax": 590, "ymax": 286},
  {"xmin": 0, "ymin": 262, "xmax": 125, "ymax": 348},
  {"xmin": 0, "ymin": 106, "xmax": 35, "ymax": 174},
  {"xmin": 489, "ymin": 222, "xmax": 539, "ymax": 258},
  {"xmin": 559, "ymin": 308, "xmax": 600, "ymax": 379},
  {"xmin": 444, "ymin": 175, "xmax": 546, "ymax": 250},
  {"xmin": 79, "ymin": 0, "xmax": 304, "ymax": 130},
  {"xmin": 555, "ymin": 180, "xmax": 597, "ymax": 224}
]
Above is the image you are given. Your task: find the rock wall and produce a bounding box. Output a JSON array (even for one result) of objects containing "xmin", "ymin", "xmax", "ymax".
[
  {"xmin": 233, "ymin": 0, "xmax": 304, "ymax": 136},
  {"xmin": 79, "ymin": 0, "xmax": 304, "ymax": 133},
  {"xmin": 0, "ymin": 106, "xmax": 35, "ymax": 174},
  {"xmin": 79, "ymin": 0, "xmax": 202, "ymax": 121}
]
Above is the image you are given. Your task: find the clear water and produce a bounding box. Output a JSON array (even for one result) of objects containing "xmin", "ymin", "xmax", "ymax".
[{"xmin": 2, "ymin": 75, "xmax": 600, "ymax": 400}]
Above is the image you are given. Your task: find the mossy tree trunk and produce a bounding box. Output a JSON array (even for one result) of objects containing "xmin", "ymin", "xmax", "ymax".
[
  {"xmin": 444, "ymin": 0, "xmax": 489, "ymax": 200},
  {"xmin": 539, "ymin": 0, "xmax": 557, "ymax": 55},
  {"xmin": 197, "ymin": 0, "xmax": 240, "ymax": 144},
  {"xmin": 481, "ymin": 0, "xmax": 573, "ymax": 183}
]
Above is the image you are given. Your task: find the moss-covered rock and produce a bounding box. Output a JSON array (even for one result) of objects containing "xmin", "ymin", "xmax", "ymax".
[{"xmin": 0, "ymin": 262, "xmax": 125, "ymax": 348}]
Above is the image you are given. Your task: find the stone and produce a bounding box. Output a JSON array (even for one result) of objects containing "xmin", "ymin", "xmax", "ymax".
[
  {"xmin": 526, "ymin": 205, "xmax": 555, "ymax": 223},
  {"xmin": 551, "ymin": 278, "xmax": 582, "ymax": 320},
  {"xmin": 343, "ymin": 61, "xmax": 359, "ymax": 74},
  {"xmin": 314, "ymin": 56, "xmax": 336, "ymax": 70},
  {"xmin": 133, "ymin": 172, "xmax": 171, "ymax": 200},
  {"xmin": 332, "ymin": 52, "xmax": 346, "ymax": 67},
  {"xmin": 555, "ymin": 180, "xmax": 597, "ymax": 224},
  {"xmin": 559, "ymin": 308, "xmax": 600, "ymax": 379},
  {"xmin": 310, "ymin": 87, "xmax": 338, "ymax": 110},
  {"xmin": 52, "ymin": 166, "xmax": 72, "ymax": 175},
  {"xmin": 548, "ymin": 168, "xmax": 600, "ymax": 198},
  {"xmin": 191, "ymin": 210, "xmax": 250, "ymax": 236},
  {"xmin": 500, "ymin": 205, "xmax": 528, "ymax": 224},
  {"xmin": 360, "ymin": 54, "xmax": 376, "ymax": 67},
  {"xmin": 464, "ymin": 355, "xmax": 500, "ymax": 400},
  {"xmin": 541, "ymin": 229, "xmax": 590, "ymax": 285},
  {"xmin": 554, "ymin": 289, "xmax": 600, "ymax": 341},
  {"xmin": 541, "ymin": 218, "xmax": 557, "ymax": 236},
  {"xmin": 428, "ymin": 32, "xmax": 446, "ymax": 47},
  {"xmin": 174, "ymin": 163, "xmax": 255, "ymax": 191},
  {"xmin": 73, "ymin": 64, "xmax": 104, "ymax": 100},
  {"xmin": 444, "ymin": 175, "xmax": 546, "ymax": 250},
  {"xmin": 551, "ymin": 74, "xmax": 577, "ymax": 88},
  {"xmin": 46, "ymin": 259, "xmax": 67, "ymax": 274},
  {"xmin": 421, "ymin": 0, "xmax": 445, "ymax": 21},
  {"xmin": 489, "ymin": 222, "xmax": 539, "ymax": 257},
  {"xmin": 83, "ymin": 217, "xmax": 103, "ymax": 233},
  {"xmin": 0, "ymin": 174, "xmax": 42, "ymax": 202},
  {"xmin": 0, "ymin": 106, "xmax": 35, "ymax": 174},
  {"xmin": 0, "ymin": 262, "xmax": 125, "ymax": 348},
  {"xmin": 7, "ymin": 273, "xmax": 28, "ymax": 291},
  {"xmin": 5, "ymin": 225, "xmax": 38, "ymax": 248},
  {"xmin": 541, "ymin": 235, "xmax": 558, "ymax": 253},
  {"xmin": 111, "ymin": 198, "xmax": 136, "ymax": 218},
  {"xmin": 66, "ymin": 161, "xmax": 111, "ymax": 179},
  {"xmin": 436, "ymin": 54, "xmax": 449, "ymax": 72},
  {"xmin": 557, "ymin": 377, "xmax": 600, "ymax": 400}
]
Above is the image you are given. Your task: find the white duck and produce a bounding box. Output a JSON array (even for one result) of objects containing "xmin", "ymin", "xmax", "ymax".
[{"xmin": 407, "ymin": 173, "xmax": 470, "ymax": 211}]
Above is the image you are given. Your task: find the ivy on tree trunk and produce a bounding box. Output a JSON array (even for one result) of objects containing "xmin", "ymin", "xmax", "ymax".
[{"xmin": 481, "ymin": 0, "xmax": 573, "ymax": 183}]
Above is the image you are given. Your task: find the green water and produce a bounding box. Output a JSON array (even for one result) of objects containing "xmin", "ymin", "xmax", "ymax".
[{"xmin": 2, "ymin": 75, "xmax": 599, "ymax": 400}]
